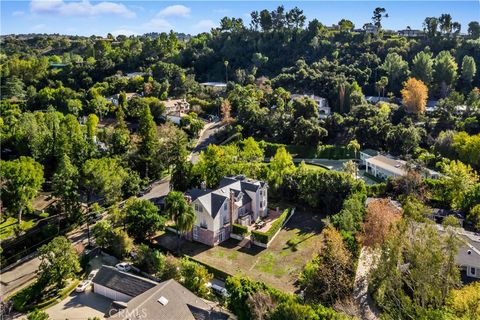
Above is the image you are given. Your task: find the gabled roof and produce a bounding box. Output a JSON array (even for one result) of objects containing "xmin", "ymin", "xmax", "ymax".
[
  {"xmin": 187, "ymin": 175, "xmax": 266, "ymax": 219},
  {"xmin": 92, "ymin": 266, "xmax": 158, "ymax": 298},
  {"xmin": 108, "ymin": 279, "xmax": 231, "ymax": 320}
]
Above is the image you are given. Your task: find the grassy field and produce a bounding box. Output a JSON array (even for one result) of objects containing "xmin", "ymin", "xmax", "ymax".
[
  {"xmin": 0, "ymin": 216, "xmax": 36, "ymax": 240},
  {"xmin": 154, "ymin": 208, "xmax": 325, "ymax": 292}
]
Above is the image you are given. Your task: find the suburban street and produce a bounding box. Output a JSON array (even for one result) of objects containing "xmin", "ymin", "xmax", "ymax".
[
  {"xmin": 1, "ymin": 121, "xmax": 222, "ymax": 300},
  {"xmin": 1, "ymin": 225, "xmax": 90, "ymax": 298}
]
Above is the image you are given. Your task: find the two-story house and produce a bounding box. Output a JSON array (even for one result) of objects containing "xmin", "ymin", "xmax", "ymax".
[{"xmin": 185, "ymin": 175, "xmax": 268, "ymax": 246}]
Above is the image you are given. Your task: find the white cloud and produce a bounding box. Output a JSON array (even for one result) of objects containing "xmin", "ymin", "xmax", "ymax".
[
  {"xmin": 111, "ymin": 29, "xmax": 138, "ymax": 37},
  {"xmin": 194, "ymin": 19, "xmax": 216, "ymax": 31},
  {"xmin": 143, "ymin": 18, "xmax": 172, "ymax": 30},
  {"xmin": 12, "ymin": 11, "xmax": 25, "ymax": 17},
  {"xmin": 30, "ymin": 0, "xmax": 136, "ymax": 18},
  {"xmin": 157, "ymin": 5, "xmax": 190, "ymax": 18}
]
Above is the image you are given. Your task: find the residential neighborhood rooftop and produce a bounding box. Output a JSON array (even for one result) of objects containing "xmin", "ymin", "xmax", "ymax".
[{"xmin": 92, "ymin": 266, "xmax": 158, "ymax": 298}]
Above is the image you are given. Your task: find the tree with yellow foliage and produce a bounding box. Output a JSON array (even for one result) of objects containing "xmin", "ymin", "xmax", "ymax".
[{"xmin": 401, "ymin": 77, "xmax": 428, "ymax": 114}]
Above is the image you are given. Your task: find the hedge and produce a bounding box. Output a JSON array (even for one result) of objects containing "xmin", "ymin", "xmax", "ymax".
[
  {"xmin": 251, "ymin": 208, "xmax": 293, "ymax": 244},
  {"xmin": 231, "ymin": 224, "xmax": 249, "ymax": 236}
]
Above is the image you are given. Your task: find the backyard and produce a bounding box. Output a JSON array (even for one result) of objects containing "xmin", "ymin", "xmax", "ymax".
[{"xmin": 153, "ymin": 208, "xmax": 325, "ymax": 292}]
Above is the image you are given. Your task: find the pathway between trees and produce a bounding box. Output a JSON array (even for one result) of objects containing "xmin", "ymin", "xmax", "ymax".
[{"xmin": 353, "ymin": 247, "xmax": 380, "ymax": 320}]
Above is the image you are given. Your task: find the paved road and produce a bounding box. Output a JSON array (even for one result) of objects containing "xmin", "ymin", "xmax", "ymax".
[
  {"xmin": 139, "ymin": 176, "xmax": 171, "ymax": 201},
  {"xmin": 189, "ymin": 121, "xmax": 224, "ymax": 164},
  {"xmin": 1, "ymin": 225, "xmax": 90, "ymax": 298}
]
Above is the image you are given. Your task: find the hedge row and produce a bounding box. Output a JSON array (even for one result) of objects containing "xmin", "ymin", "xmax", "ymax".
[
  {"xmin": 231, "ymin": 224, "xmax": 249, "ymax": 236},
  {"xmin": 366, "ymin": 183, "xmax": 387, "ymax": 197},
  {"xmin": 251, "ymin": 208, "xmax": 293, "ymax": 244}
]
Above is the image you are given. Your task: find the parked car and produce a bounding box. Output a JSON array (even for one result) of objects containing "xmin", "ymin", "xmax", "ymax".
[
  {"xmin": 207, "ymin": 282, "xmax": 230, "ymax": 297},
  {"xmin": 115, "ymin": 262, "xmax": 132, "ymax": 272},
  {"xmin": 75, "ymin": 280, "xmax": 91, "ymax": 293},
  {"xmin": 87, "ymin": 270, "xmax": 98, "ymax": 281}
]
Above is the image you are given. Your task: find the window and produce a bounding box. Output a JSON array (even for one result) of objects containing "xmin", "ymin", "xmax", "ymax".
[
  {"xmin": 471, "ymin": 267, "xmax": 476, "ymax": 275},
  {"xmin": 200, "ymin": 219, "xmax": 207, "ymax": 229},
  {"xmin": 194, "ymin": 204, "xmax": 198, "ymax": 211},
  {"xmin": 260, "ymin": 190, "xmax": 263, "ymax": 196},
  {"xmin": 260, "ymin": 201, "xmax": 263, "ymax": 208},
  {"xmin": 224, "ymin": 203, "xmax": 227, "ymax": 210}
]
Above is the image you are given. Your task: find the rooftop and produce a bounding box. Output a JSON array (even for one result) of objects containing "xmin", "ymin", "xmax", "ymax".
[
  {"xmin": 366, "ymin": 155, "xmax": 407, "ymax": 176},
  {"xmin": 92, "ymin": 266, "xmax": 158, "ymax": 298},
  {"xmin": 108, "ymin": 279, "xmax": 231, "ymax": 320}
]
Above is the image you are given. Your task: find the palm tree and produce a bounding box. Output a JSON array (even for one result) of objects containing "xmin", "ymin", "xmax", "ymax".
[
  {"xmin": 347, "ymin": 139, "xmax": 361, "ymax": 179},
  {"xmin": 165, "ymin": 191, "xmax": 196, "ymax": 254},
  {"xmin": 224, "ymin": 60, "xmax": 229, "ymax": 83}
]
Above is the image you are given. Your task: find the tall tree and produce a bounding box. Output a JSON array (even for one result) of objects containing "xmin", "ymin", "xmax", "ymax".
[
  {"xmin": 300, "ymin": 226, "xmax": 353, "ymax": 304},
  {"xmin": 372, "ymin": 7, "xmax": 388, "ymax": 28},
  {"xmin": 52, "ymin": 154, "xmax": 81, "ymax": 222},
  {"xmin": 267, "ymin": 147, "xmax": 295, "ymax": 189},
  {"xmin": 0, "ymin": 157, "xmax": 44, "ymax": 223},
  {"xmin": 434, "ymin": 51, "xmax": 458, "ymax": 97},
  {"xmin": 137, "ymin": 105, "xmax": 160, "ymax": 179},
  {"xmin": 381, "ymin": 53, "xmax": 410, "ymax": 94},
  {"xmin": 124, "ymin": 198, "xmax": 165, "ymax": 241},
  {"xmin": 468, "ymin": 21, "xmax": 480, "ymax": 38},
  {"xmin": 38, "ymin": 236, "xmax": 81, "ymax": 288},
  {"xmin": 461, "ymin": 56, "xmax": 477, "ymax": 88},
  {"xmin": 401, "ymin": 78, "xmax": 429, "ymax": 114},
  {"xmin": 362, "ymin": 198, "xmax": 402, "ymax": 247},
  {"xmin": 411, "ymin": 51, "xmax": 434, "ymax": 86},
  {"xmin": 165, "ymin": 191, "xmax": 196, "ymax": 253}
]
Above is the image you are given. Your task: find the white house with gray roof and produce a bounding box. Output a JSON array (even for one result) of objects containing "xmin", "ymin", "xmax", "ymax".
[{"xmin": 186, "ymin": 175, "xmax": 268, "ymax": 246}]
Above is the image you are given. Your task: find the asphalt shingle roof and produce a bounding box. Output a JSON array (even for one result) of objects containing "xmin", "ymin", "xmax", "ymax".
[
  {"xmin": 92, "ymin": 266, "xmax": 158, "ymax": 298},
  {"xmin": 108, "ymin": 279, "xmax": 231, "ymax": 320}
]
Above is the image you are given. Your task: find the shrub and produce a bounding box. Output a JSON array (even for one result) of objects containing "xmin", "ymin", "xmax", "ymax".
[
  {"xmin": 366, "ymin": 183, "xmax": 387, "ymax": 197},
  {"xmin": 251, "ymin": 208, "xmax": 292, "ymax": 244},
  {"xmin": 231, "ymin": 223, "xmax": 248, "ymax": 236}
]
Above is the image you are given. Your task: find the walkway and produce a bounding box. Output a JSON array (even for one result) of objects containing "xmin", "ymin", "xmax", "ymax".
[{"xmin": 353, "ymin": 247, "xmax": 380, "ymax": 320}]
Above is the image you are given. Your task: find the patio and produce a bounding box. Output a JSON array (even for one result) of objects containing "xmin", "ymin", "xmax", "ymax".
[{"xmin": 246, "ymin": 209, "xmax": 282, "ymax": 233}]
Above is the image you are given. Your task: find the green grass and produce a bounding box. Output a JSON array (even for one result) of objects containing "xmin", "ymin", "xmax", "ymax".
[
  {"xmin": 302, "ymin": 163, "xmax": 328, "ymax": 171},
  {"xmin": 0, "ymin": 216, "xmax": 37, "ymax": 239}
]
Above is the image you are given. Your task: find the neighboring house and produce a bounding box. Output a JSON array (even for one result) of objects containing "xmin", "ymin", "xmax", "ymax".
[
  {"xmin": 437, "ymin": 226, "xmax": 480, "ymax": 279},
  {"xmin": 32, "ymin": 192, "xmax": 57, "ymax": 215},
  {"xmin": 428, "ymin": 208, "xmax": 465, "ymax": 227},
  {"xmin": 164, "ymin": 99, "xmax": 191, "ymax": 124},
  {"xmin": 92, "ymin": 266, "xmax": 158, "ymax": 302},
  {"xmin": 397, "ymin": 29, "xmax": 425, "ymax": 37},
  {"xmin": 108, "ymin": 279, "xmax": 232, "ymax": 319},
  {"xmin": 364, "ymin": 96, "xmax": 391, "ymax": 104},
  {"xmin": 200, "ymin": 82, "xmax": 227, "ymax": 89},
  {"xmin": 362, "ymin": 23, "xmax": 378, "ymax": 34},
  {"xmin": 361, "ymin": 150, "xmax": 441, "ymax": 180},
  {"xmin": 106, "ymin": 92, "xmax": 141, "ymax": 106},
  {"xmin": 186, "ymin": 175, "xmax": 268, "ymax": 246},
  {"xmin": 291, "ymin": 93, "xmax": 331, "ymax": 119}
]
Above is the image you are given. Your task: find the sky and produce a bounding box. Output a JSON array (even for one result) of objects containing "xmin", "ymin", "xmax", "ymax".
[{"xmin": 1, "ymin": 1, "xmax": 479, "ymax": 36}]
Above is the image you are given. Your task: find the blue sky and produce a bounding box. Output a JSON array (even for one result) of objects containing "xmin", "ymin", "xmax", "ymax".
[{"xmin": 1, "ymin": 1, "xmax": 478, "ymax": 36}]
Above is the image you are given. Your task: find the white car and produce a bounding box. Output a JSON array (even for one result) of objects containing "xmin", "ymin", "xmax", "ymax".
[
  {"xmin": 207, "ymin": 282, "xmax": 230, "ymax": 298},
  {"xmin": 115, "ymin": 262, "xmax": 132, "ymax": 272},
  {"xmin": 75, "ymin": 280, "xmax": 91, "ymax": 293},
  {"xmin": 87, "ymin": 270, "xmax": 98, "ymax": 281}
]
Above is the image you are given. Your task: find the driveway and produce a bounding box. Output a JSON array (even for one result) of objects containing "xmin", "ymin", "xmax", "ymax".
[
  {"xmin": 189, "ymin": 121, "xmax": 224, "ymax": 164},
  {"xmin": 139, "ymin": 176, "xmax": 171, "ymax": 201},
  {"xmin": 45, "ymin": 290, "xmax": 112, "ymax": 320}
]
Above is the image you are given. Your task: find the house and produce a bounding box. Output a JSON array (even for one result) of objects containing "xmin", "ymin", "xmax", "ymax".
[
  {"xmin": 397, "ymin": 29, "xmax": 425, "ymax": 37},
  {"xmin": 164, "ymin": 99, "xmax": 191, "ymax": 124},
  {"xmin": 106, "ymin": 92, "xmax": 141, "ymax": 106},
  {"xmin": 362, "ymin": 23, "xmax": 378, "ymax": 34},
  {"xmin": 361, "ymin": 150, "xmax": 441, "ymax": 180},
  {"xmin": 186, "ymin": 175, "xmax": 268, "ymax": 246},
  {"xmin": 32, "ymin": 192, "xmax": 58, "ymax": 215},
  {"xmin": 91, "ymin": 266, "xmax": 158, "ymax": 302},
  {"xmin": 291, "ymin": 93, "xmax": 331, "ymax": 119},
  {"xmin": 108, "ymin": 279, "xmax": 232, "ymax": 319},
  {"xmin": 200, "ymin": 82, "xmax": 227, "ymax": 89},
  {"xmin": 437, "ymin": 226, "xmax": 480, "ymax": 279}
]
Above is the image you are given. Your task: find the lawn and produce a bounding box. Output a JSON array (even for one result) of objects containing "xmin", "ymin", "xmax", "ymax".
[
  {"xmin": 0, "ymin": 216, "xmax": 37, "ymax": 240},
  {"xmin": 153, "ymin": 208, "xmax": 325, "ymax": 293},
  {"xmin": 302, "ymin": 163, "xmax": 328, "ymax": 171}
]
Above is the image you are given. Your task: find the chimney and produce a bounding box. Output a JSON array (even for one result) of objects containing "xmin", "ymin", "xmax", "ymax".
[
  {"xmin": 201, "ymin": 181, "xmax": 207, "ymax": 191},
  {"xmin": 229, "ymin": 190, "xmax": 235, "ymax": 230}
]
